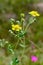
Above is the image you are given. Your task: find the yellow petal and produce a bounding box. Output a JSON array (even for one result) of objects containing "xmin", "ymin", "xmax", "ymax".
[{"xmin": 29, "ymin": 11, "xmax": 40, "ymax": 17}]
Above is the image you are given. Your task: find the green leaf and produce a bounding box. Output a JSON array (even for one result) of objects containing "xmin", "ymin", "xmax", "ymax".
[
  {"xmin": 5, "ymin": 43, "xmax": 14, "ymax": 55},
  {"xmin": 10, "ymin": 57, "xmax": 19, "ymax": 65},
  {"xmin": 29, "ymin": 17, "xmax": 36, "ymax": 25},
  {"xmin": 9, "ymin": 18, "xmax": 15, "ymax": 24},
  {"xmin": 19, "ymin": 43, "xmax": 26, "ymax": 48},
  {"xmin": 18, "ymin": 31, "xmax": 26, "ymax": 37},
  {"xmin": 0, "ymin": 39, "xmax": 8, "ymax": 48}
]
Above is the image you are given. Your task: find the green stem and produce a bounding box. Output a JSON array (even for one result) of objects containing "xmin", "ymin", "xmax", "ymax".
[
  {"xmin": 25, "ymin": 23, "xmax": 30, "ymax": 32},
  {"xmin": 29, "ymin": 40, "xmax": 43, "ymax": 52},
  {"xmin": 15, "ymin": 39, "xmax": 19, "ymax": 49},
  {"xmin": 22, "ymin": 36, "xmax": 25, "ymax": 55}
]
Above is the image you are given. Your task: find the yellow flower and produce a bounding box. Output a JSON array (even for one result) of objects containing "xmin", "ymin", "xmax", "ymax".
[
  {"xmin": 29, "ymin": 11, "xmax": 40, "ymax": 17},
  {"xmin": 12, "ymin": 24, "xmax": 22, "ymax": 31}
]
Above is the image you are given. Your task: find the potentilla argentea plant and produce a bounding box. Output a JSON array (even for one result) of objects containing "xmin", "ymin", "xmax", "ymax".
[{"xmin": 9, "ymin": 11, "xmax": 40, "ymax": 65}]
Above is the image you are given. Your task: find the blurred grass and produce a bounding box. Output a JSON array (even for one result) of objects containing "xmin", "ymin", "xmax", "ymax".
[{"xmin": 30, "ymin": 16, "xmax": 43, "ymax": 42}]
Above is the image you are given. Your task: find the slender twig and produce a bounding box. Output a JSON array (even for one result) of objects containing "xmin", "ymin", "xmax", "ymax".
[
  {"xmin": 29, "ymin": 40, "xmax": 43, "ymax": 52},
  {"xmin": 25, "ymin": 23, "xmax": 30, "ymax": 32},
  {"xmin": 15, "ymin": 39, "xmax": 19, "ymax": 49}
]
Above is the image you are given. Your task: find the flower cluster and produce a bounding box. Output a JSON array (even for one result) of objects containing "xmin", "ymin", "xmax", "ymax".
[
  {"xmin": 29, "ymin": 11, "xmax": 40, "ymax": 17},
  {"xmin": 12, "ymin": 24, "xmax": 22, "ymax": 31}
]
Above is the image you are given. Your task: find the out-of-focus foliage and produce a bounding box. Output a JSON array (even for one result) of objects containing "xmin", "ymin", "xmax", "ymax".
[
  {"xmin": 0, "ymin": 0, "xmax": 32, "ymax": 14},
  {"xmin": 0, "ymin": 0, "xmax": 42, "ymax": 14}
]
